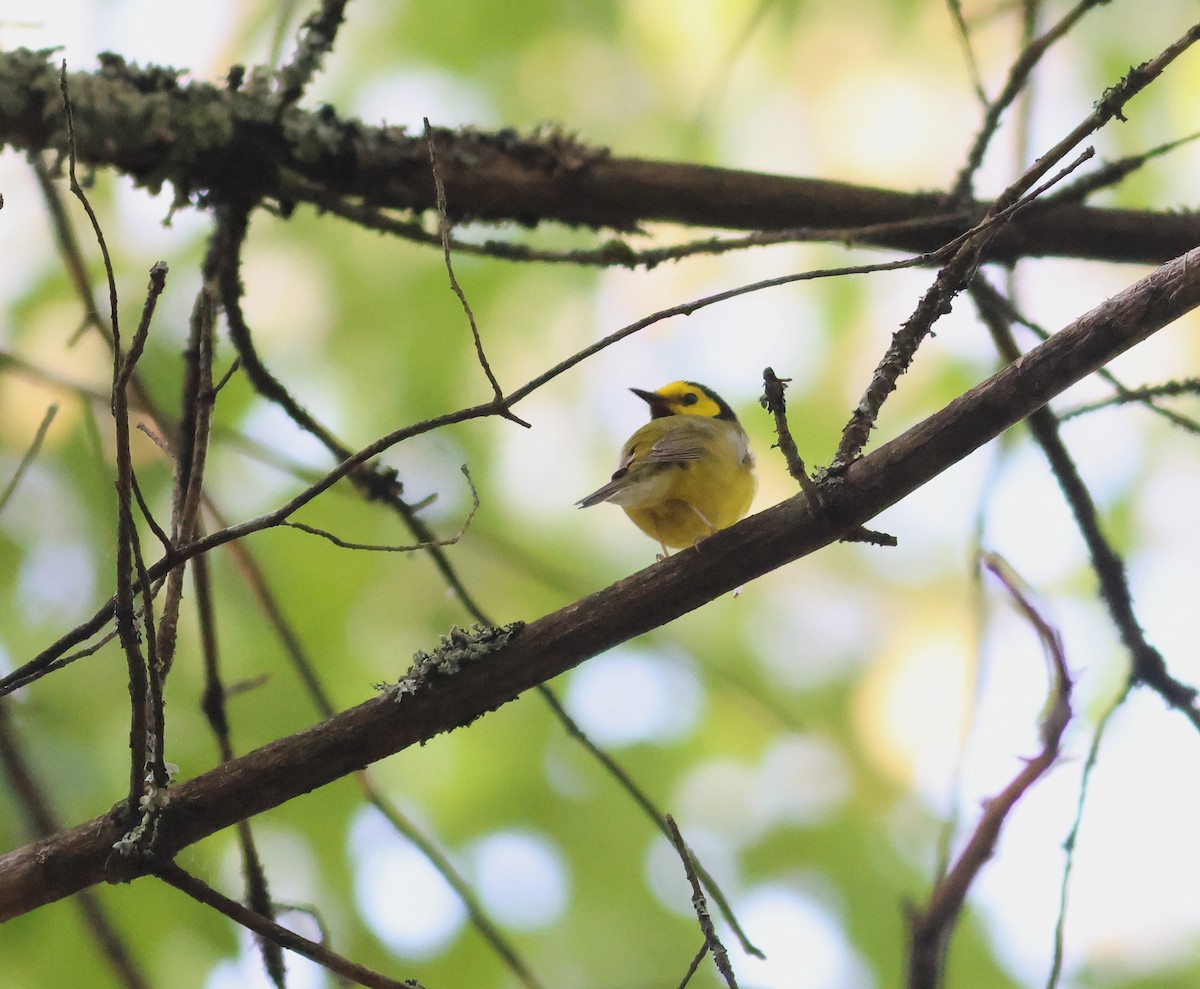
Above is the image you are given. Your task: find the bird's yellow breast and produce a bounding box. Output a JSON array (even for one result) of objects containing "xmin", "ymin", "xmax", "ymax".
[{"xmin": 617, "ymin": 416, "xmax": 755, "ymax": 549}]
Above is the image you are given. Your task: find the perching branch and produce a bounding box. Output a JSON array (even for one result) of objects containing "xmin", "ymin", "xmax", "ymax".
[{"xmin": 3, "ymin": 244, "xmax": 1199, "ymax": 921}]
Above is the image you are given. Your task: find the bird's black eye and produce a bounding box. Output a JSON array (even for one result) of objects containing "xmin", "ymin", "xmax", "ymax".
[{"xmin": 681, "ymin": 392, "xmax": 699, "ymax": 405}]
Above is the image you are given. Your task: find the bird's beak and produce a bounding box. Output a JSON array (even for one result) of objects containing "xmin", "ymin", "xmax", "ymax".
[{"xmin": 631, "ymin": 387, "xmax": 670, "ymax": 418}]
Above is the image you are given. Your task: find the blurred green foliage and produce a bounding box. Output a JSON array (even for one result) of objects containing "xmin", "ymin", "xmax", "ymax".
[{"xmin": 3, "ymin": 2, "xmax": 1200, "ymax": 988}]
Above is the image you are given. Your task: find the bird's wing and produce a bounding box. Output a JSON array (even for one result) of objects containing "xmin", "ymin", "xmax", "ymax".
[
  {"xmin": 576, "ymin": 418, "xmax": 714, "ymax": 508},
  {"xmin": 637, "ymin": 433, "xmax": 704, "ymax": 465}
]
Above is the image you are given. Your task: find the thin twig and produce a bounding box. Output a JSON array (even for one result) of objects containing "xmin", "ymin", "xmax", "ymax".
[
  {"xmin": 675, "ymin": 943, "xmax": 711, "ymax": 989},
  {"xmin": 1061, "ymin": 378, "xmax": 1200, "ymax": 420},
  {"xmin": 1044, "ymin": 130, "xmax": 1200, "ymax": 205},
  {"xmin": 908, "ymin": 554, "xmax": 1072, "ymax": 989},
  {"xmin": 0, "ymin": 404, "xmax": 58, "ymax": 516},
  {"xmin": 156, "ymin": 864, "xmax": 421, "ymax": 989},
  {"xmin": 538, "ymin": 688, "xmax": 763, "ymax": 957},
  {"xmin": 1046, "ymin": 681, "xmax": 1131, "ymax": 989},
  {"xmin": 832, "ymin": 148, "xmax": 1094, "ymax": 469},
  {"xmin": 424, "ymin": 117, "xmax": 530, "ymax": 428},
  {"xmin": 273, "ymin": 0, "xmax": 349, "ymax": 112},
  {"xmin": 359, "ymin": 779, "xmax": 548, "ymax": 989},
  {"xmin": 283, "ymin": 465, "xmax": 479, "ymax": 551},
  {"xmin": 945, "ymin": 0, "xmax": 988, "ymax": 106},
  {"xmin": 971, "ymin": 276, "xmax": 1200, "ymax": 434},
  {"xmin": 972, "ymin": 281, "xmax": 1200, "ymax": 728},
  {"xmin": 157, "ymin": 282, "xmax": 218, "ymax": 677},
  {"xmin": 760, "ymin": 368, "xmax": 897, "ymax": 547},
  {"xmin": 951, "ymin": 0, "xmax": 1106, "ymax": 203},
  {"xmin": 61, "ymin": 61, "xmax": 154, "ymax": 814},
  {"xmin": 759, "ymin": 368, "xmax": 819, "ymax": 499},
  {"xmin": 665, "ymin": 815, "xmax": 741, "ymax": 989},
  {"xmin": 0, "ymin": 703, "xmax": 152, "ymax": 989}
]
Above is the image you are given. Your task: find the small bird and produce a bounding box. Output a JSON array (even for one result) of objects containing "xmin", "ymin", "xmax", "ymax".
[{"xmin": 577, "ymin": 381, "xmax": 756, "ymax": 556}]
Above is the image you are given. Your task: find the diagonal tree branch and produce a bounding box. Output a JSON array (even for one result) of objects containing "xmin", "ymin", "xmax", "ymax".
[{"xmin": 2, "ymin": 244, "xmax": 1198, "ymax": 922}]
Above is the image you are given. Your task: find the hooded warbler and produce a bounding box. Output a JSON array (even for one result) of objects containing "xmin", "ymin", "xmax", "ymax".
[{"xmin": 577, "ymin": 381, "xmax": 756, "ymax": 555}]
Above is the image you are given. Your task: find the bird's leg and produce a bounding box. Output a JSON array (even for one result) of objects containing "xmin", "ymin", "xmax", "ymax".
[{"xmin": 686, "ymin": 505, "xmax": 719, "ymax": 550}]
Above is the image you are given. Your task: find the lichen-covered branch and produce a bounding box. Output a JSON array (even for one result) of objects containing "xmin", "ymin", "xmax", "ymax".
[{"xmin": 1, "ymin": 48, "xmax": 1198, "ymax": 266}]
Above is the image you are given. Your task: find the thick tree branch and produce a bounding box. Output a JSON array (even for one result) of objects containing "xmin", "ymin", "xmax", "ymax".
[
  {"xmin": 2, "ymin": 48, "xmax": 1198, "ymax": 266},
  {"xmin": 2, "ymin": 246, "xmax": 1198, "ymax": 922}
]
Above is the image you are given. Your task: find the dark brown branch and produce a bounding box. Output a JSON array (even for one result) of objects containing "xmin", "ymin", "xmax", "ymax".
[
  {"xmin": 155, "ymin": 864, "xmax": 420, "ymax": 989},
  {"xmin": 3, "ymin": 245, "xmax": 1198, "ymax": 921},
  {"xmin": 3, "ymin": 49, "xmax": 1200, "ymax": 266}
]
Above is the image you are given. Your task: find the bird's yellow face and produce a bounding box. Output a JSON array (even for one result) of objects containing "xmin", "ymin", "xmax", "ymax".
[{"xmin": 631, "ymin": 380, "xmax": 737, "ymax": 421}]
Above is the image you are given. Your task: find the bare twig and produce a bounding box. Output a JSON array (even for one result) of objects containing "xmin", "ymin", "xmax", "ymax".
[
  {"xmin": 760, "ymin": 368, "xmax": 897, "ymax": 546},
  {"xmin": 1061, "ymin": 378, "xmax": 1200, "ymax": 420},
  {"xmin": 156, "ymin": 282, "xmax": 218, "ymax": 677},
  {"xmin": 907, "ymin": 553, "xmax": 1072, "ymax": 989},
  {"xmin": 665, "ymin": 816, "xmax": 740, "ymax": 989},
  {"xmin": 358, "ymin": 779, "xmax": 548, "ymax": 989},
  {"xmin": 425, "ymin": 117, "xmax": 530, "ymax": 428},
  {"xmin": 0, "ymin": 703, "xmax": 152, "ymax": 989},
  {"xmin": 675, "ymin": 943, "xmax": 710, "ymax": 989},
  {"xmin": 192, "ymin": 553, "xmax": 286, "ymax": 987},
  {"xmin": 62, "ymin": 61, "xmax": 159, "ymax": 812},
  {"xmin": 0, "ymin": 404, "xmax": 58, "ymax": 516},
  {"xmin": 1045, "ymin": 130, "xmax": 1200, "ymax": 205},
  {"xmin": 283, "ymin": 465, "xmax": 479, "ymax": 551},
  {"xmin": 538, "ymin": 688, "xmax": 762, "ymax": 958},
  {"xmin": 832, "ymin": 149, "xmax": 1094, "ymax": 469},
  {"xmin": 945, "ymin": 0, "xmax": 988, "ymax": 106},
  {"xmin": 283, "ymin": 175, "xmax": 976, "ymax": 270},
  {"xmin": 972, "ymin": 281, "xmax": 1200, "ymax": 728},
  {"xmin": 156, "ymin": 864, "xmax": 421, "ymax": 989},
  {"xmin": 970, "ymin": 276, "xmax": 1200, "ymax": 435},
  {"xmin": 759, "ymin": 368, "xmax": 819, "ymax": 499},
  {"xmin": 1046, "ymin": 682, "xmax": 1131, "ymax": 989},
  {"xmin": 951, "ymin": 0, "xmax": 1106, "ymax": 203}
]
